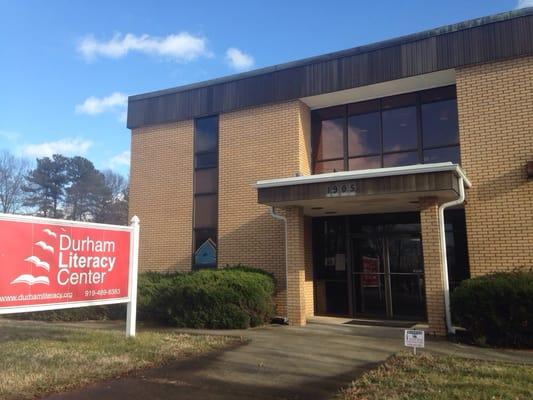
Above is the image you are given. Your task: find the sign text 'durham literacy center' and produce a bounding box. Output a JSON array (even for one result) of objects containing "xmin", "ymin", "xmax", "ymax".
[{"xmin": 57, "ymin": 235, "xmax": 117, "ymax": 285}]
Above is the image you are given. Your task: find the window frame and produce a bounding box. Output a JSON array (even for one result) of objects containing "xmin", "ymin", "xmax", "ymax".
[
  {"xmin": 192, "ymin": 115, "xmax": 219, "ymax": 270},
  {"xmin": 311, "ymin": 85, "xmax": 461, "ymax": 173}
]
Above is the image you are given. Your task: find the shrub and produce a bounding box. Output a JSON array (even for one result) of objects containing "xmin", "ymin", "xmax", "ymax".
[
  {"xmin": 141, "ymin": 266, "xmax": 276, "ymax": 329},
  {"xmin": 451, "ymin": 270, "xmax": 533, "ymax": 348}
]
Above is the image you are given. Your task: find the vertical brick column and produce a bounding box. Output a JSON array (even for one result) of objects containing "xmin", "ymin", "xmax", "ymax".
[
  {"xmin": 419, "ymin": 197, "xmax": 447, "ymax": 336},
  {"xmin": 285, "ymin": 207, "xmax": 312, "ymax": 326}
]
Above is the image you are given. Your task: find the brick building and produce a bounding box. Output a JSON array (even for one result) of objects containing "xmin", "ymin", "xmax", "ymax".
[{"xmin": 127, "ymin": 9, "xmax": 533, "ymax": 335}]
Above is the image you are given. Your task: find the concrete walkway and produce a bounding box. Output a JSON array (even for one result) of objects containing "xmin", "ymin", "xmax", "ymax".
[{"xmin": 45, "ymin": 322, "xmax": 533, "ymax": 400}]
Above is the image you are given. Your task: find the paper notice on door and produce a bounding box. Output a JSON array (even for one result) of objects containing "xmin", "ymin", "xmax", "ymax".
[{"xmin": 335, "ymin": 253, "xmax": 346, "ymax": 271}]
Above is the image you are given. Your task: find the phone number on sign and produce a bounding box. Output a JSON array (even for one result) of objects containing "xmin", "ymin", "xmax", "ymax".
[{"xmin": 84, "ymin": 288, "xmax": 121, "ymax": 297}]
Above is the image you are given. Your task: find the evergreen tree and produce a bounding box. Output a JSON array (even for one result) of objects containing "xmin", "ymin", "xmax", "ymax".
[
  {"xmin": 23, "ymin": 154, "xmax": 69, "ymax": 217},
  {"xmin": 65, "ymin": 156, "xmax": 110, "ymax": 221}
]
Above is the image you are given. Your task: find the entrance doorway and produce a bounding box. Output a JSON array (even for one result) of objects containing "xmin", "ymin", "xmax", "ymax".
[
  {"xmin": 351, "ymin": 223, "xmax": 425, "ymax": 320},
  {"xmin": 312, "ymin": 212, "xmax": 426, "ymax": 321}
]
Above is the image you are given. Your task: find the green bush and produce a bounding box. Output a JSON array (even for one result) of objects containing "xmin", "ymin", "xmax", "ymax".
[
  {"xmin": 138, "ymin": 266, "xmax": 276, "ymax": 329},
  {"xmin": 451, "ymin": 270, "xmax": 533, "ymax": 348}
]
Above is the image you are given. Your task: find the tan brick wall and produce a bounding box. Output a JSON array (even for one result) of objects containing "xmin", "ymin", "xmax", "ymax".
[
  {"xmin": 218, "ymin": 100, "xmax": 311, "ymax": 315},
  {"xmin": 419, "ymin": 197, "xmax": 447, "ymax": 336},
  {"xmin": 285, "ymin": 207, "xmax": 314, "ymax": 325},
  {"xmin": 129, "ymin": 121, "xmax": 194, "ymax": 272},
  {"xmin": 456, "ymin": 56, "xmax": 533, "ymax": 275}
]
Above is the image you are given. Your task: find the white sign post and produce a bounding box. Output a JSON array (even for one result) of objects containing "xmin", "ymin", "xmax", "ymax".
[
  {"xmin": 126, "ymin": 216, "xmax": 140, "ymax": 337},
  {"xmin": 404, "ymin": 329, "xmax": 425, "ymax": 354}
]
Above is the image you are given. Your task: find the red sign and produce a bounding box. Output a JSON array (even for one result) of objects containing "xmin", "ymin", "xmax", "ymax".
[
  {"xmin": 0, "ymin": 218, "xmax": 131, "ymax": 310},
  {"xmin": 361, "ymin": 256, "xmax": 379, "ymax": 287}
]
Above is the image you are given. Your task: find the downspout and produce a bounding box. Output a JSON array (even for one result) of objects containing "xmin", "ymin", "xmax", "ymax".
[
  {"xmin": 438, "ymin": 175, "xmax": 468, "ymax": 335},
  {"xmin": 269, "ymin": 206, "xmax": 289, "ymax": 322}
]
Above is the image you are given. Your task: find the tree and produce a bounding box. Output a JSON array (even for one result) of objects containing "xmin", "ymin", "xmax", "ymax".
[
  {"xmin": 95, "ymin": 169, "xmax": 129, "ymax": 225},
  {"xmin": 65, "ymin": 157, "xmax": 109, "ymax": 221},
  {"xmin": 23, "ymin": 154, "xmax": 69, "ymax": 218},
  {"xmin": 0, "ymin": 150, "xmax": 30, "ymax": 214}
]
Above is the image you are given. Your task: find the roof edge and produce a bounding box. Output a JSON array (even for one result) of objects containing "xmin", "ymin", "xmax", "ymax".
[
  {"xmin": 129, "ymin": 7, "xmax": 533, "ymax": 102},
  {"xmin": 255, "ymin": 163, "xmax": 472, "ymax": 189}
]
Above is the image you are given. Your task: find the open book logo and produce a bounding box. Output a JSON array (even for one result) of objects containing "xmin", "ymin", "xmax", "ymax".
[
  {"xmin": 35, "ymin": 241, "xmax": 54, "ymax": 254},
  {"xmin": 11, "ymin": 274, "xmax": 50, "ymax": 286},
  {"xmin": 10, "ymin": 228, "xmax": 57, "ymax": 287},
  {"xmin": 24, "ymin": 256, "xmax": 50, "ymax": 272}
]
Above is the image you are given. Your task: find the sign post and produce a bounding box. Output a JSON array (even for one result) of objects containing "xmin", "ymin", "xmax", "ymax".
[
  {"xmin": 0, "ymin": 213, "xmax": 140, "ymax": 337},
  {"xmin": 404, "ymin": 329, "xmax": 425, "ymax": 355},
  {"xmin": 126, "ymin": 216, "xmax": 140, "ymax": 337}
]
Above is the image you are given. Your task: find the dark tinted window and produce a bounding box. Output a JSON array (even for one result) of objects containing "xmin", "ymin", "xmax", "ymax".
[
  {"xmin": 195, "ymin": 117, "xmax": 218, "ymax": 153},
  {"xmin": 423, "ymin": 146, "xmax": 460, "ymax": 164},
  {"xmin": 383, "ymin": 151, "xmax": 419, "ymax": 168},
  {"xmin": 194, "ymin": 194, "xmax": 217, "ymax": 228},
  {"xmin": 193, "ymin": 116, "xmax": 218, "ymax": 269},
  {"xmin": 348, "ymin": 112, "xmax": 380, "ymax": 156},
  {"xmin": 349, "ymin": 156, "xmax": 381, "ymax": 171},
  {"xmin": 316, "ymin": 118, "xmax": 344, "ymax": 160},
  {"xmin": 382, "ymin": 107, "xmax": 417, "ymax": 152},
  {"xmin": 315, "ymin": 159, "xmax": 344, "ymax": 174},
  {"xmin": 195, "ymin": 152, "xmax": 217, "ymax": 169},
  {"xmin": 311, "ymin": 86, "xmax": 460, "ymax": 173},
  {"xmin": 194, "ymin": 168, "xmax": 218, "ymax": 194},
  {"xmin": 422, "ymin": 99, "xmax": 459, "ymax": 147},
  {"xmin": 420, "ymin": 86, "xmax": 456, "ymax": 103}
]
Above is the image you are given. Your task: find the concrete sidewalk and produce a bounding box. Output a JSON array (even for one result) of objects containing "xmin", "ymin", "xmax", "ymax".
[{"xmin": 44, "ymin": 322, "xmax": 533, "ymax": 400}]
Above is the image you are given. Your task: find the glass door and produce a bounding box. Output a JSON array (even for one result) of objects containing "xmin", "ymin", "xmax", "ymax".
[
  {"xmin": 386, "ymin": 225, "xmax": 426, "ymax": 320},
  {"xmin": 351, "ymin": 226, "xmax": 389, "ymax": 318},
  {"xmin": 351, "ymin": 222, "xmax": 426, "ymax": 321}
]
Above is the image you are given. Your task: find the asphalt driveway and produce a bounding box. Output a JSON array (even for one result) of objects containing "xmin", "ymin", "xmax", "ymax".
[{"xmin": 44, "ymin": 321, "xmax": 533, "ymax": 400}]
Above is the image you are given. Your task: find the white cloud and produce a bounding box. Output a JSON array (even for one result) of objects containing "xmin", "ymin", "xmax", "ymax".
[
  {"xmin": 517, "ymin": 0, "xmax": 533, "ymax": 8},
  {"xmin": 109, "ymin": 150, "xmax": 130, "ymax": 168},
  {"xmin": 225, "ymin": 47, "xmax": 254, "ymax": 71},
  {"xmin": 78, "ymin": 32, "xmax": 210, "ymax": 62},
  {"xmin": 75, "ymin": 92, "xmax": 127, "ymax": 116},
  {"xmin": 22, "ymin": 138, "xmax": 93, "ymax": 158}
]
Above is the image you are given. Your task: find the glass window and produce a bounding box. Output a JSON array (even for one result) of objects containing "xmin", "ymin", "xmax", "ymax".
[
  {"xmin": 420, "ymin": 86, "xmax": 456, "ymax": 103},
  {"xmin": 382, "ymin": 106, "xmax": 417, "ymax": 152},
  {"xmin": 195, "ymin": 117, "xmax": 218, "ymax": 153},
  {"xmin": 423, "ymin": 146, "xmax": 460, "ymax": 164},
  {"xmin": 311, "ymin": 86, "xmax": 460, "ymax": 174},
  {"xmin": 316, "ymin": 118, "xmax": 344, "ymax": 160},
  {"xmin": 194, "ymin": 228, "xmax": 217, "ymax": 268},
  {"xmin": 382, "ymin": 93, "xmax": 416, "ymax": 109},
  {"xmin": 348, "ymin": 112, "xmax": 380, "ymax": 157},
  {"xmin": 194, "ymin": 168, "xmax": 218, "ymax": 194},
  {"xmin": 195, "ymin": 152, "xmax": 218, "ymax": 169},
  {"xmin": 315, "ymin": 159, "xmax": 344, "ymax": 174},
  {"xmin": 383, "ymin": 151, "xmax": 419, "ymax": 168},
  {"xmin": 422, "ymin": 99, "xmax": 459, "ymax": 147},
  {"xmin": 194, "ymin": 194, "xmax": 217, "ymax": 228},
  {"xmin": 349, "ymin": 156, "xmax": 381, "ymax": 171}
]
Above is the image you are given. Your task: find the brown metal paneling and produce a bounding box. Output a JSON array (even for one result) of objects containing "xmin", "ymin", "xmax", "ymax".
[
  {"xmin": 257, "ymin": 171, "xmax": 457, "ymax": 204},
  {"xmin": 128, "ymin": 10, "xmax": 533, "ymax": 129}
]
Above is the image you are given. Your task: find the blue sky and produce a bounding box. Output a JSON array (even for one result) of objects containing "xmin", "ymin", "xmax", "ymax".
[{"xmin": 0, "ymin": 0, "xmax": 530, "ymax": 176}]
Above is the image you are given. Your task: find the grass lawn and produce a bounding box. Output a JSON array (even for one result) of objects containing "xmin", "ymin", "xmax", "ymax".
[
  {"xmin": 339, "ymin": 352, "xmax": 533, "ymax": 400},
  {"xmin": 0, "ymin": 319, "xmax": 234, "ymax": 400}
]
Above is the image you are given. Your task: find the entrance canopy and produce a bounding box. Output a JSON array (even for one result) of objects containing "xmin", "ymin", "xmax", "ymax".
[{"xmin": 256, "ymin": 162, "xmax": 471, "ymax": 216}]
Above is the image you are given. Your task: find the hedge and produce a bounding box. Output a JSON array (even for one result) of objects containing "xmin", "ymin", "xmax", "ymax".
[
  {"xmin": 8, "ymin": 266, "xmax": 276, "ymax": 330},
  {"xmin": 138, "ymin": 266, "xmax": 276, "ymax": 329},
  {"xmin": 451, "ymin": 270, "xmax": 533, "ymax": 348}
]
